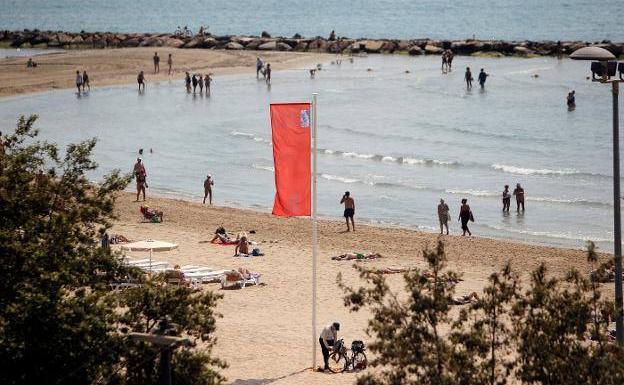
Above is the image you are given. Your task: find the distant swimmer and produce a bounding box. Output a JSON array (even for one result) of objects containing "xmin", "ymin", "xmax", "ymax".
[
  {"xmin": 185, "ymin": 72, "xmax": 191, "ymax": 92},
  {"xmin": 438, "ymin": 198, "xmax": 450, "ymax": 235},
  {"xmin": 458, "ymin": 198, "xmax": 473, "ymax": 236},
  {"xmin": 203, "ymin": 174, "xmax": 214, "ymax": 204},
  {"xmin": 167, "ymin": 53, "xmax": 173, "ymax": 75},
  {"xmin": 478, "ymin": 68, "xmax": 489, "ymax": 88},
  {"xmin": 137, "ymin": 71, "xmax": 145, "ymax": 91},
  {"xmin": 309, "ymin": 69, "xmax": 316, "ymax": 78},
  {"xmin": 465, "ymin": 67, "xmax": 473, "ymax": 90},
  {"xmin": 153, "ymin": 52, "xmax": 160, "ymax": 74},
  {"xmin": 502, "ymin": 185, "xmax": 511, "ymax": 212},
  {"xmin": 340, "ymin": 191, "xmax": 355, "ymax": 232},
  {"xmin": 513, "ymin": 183, "xmax": 525, "ymax": 212},
  {"xmin": 567, "ymin": 90, "xmax": 576, "ymax": 110},
  {"xmin": 75, "ymin": 70, "xmax": 83, "ymax": 95}
]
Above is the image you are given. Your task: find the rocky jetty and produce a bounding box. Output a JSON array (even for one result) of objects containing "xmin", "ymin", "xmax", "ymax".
[{"xmin": 2, "ymin": 29, "xmax": 623, "ymax": 58}]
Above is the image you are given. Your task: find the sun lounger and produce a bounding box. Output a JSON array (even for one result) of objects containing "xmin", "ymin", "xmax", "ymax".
[
  {"xmin": 185, "ymin": 269, "xmax": 228, "ymax": 284},
  {"xmin": 132, "ymin": 261, "xmax": 169, "ymax": 269},
  {"xmin": 181, "ymin": 266, "xmax": 215, "ymax": 274},
  {"xmin": 220, "ymin": 270, "xmax": 261, "ymax": 289},
  {"xmin": 125, "ymin": 258, "xmax": 152, "ymax": 265}
]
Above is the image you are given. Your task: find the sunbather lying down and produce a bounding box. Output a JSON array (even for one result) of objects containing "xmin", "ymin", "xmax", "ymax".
[
  {"xmin": 332, "ymin": 253, "xmax": 382, "ymax": 261},
  {"xmin": 110, "ymin": 234, "xmax": 130, "ymax": 244},
  {"xmin": 421, "ymin": 271, "xmax": 463, "ymax": 285},
  {"xmin": 237, "ymin": 267, "xmax": 260, "ymax": 280},
  {"xmin": 452, "ymin": 292, "xmax": 480, "ymax": 305},
  {"xmin": 590, "ymin": 260, "xmax": 617, "ymax": 283}
]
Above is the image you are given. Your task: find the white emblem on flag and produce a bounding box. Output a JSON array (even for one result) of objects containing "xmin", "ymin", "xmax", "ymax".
[{"xmin": 300, "ymin": 109, "xmax": 310, "ymax": 128}]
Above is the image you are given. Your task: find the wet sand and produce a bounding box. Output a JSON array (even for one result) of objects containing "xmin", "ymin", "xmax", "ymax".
[
  {"xmin": 0, "ymin": 47, "xmax": 327, "ymax": 97},
  {"xmin": 111, "ymin": 192, "xmax": 609, "ymax": 385}
]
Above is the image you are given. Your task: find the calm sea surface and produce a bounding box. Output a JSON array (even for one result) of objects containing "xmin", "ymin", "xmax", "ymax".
[
  {"xmin": 0, "ymin": 55, "xmax": 620, "ymax": 251},
  {"xmin": 1, "ymin": 0, "xmax": 624, "ymax": 41}
]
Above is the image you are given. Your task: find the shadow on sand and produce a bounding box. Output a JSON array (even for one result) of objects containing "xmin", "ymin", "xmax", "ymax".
[{"xmin": 229, "ymin": 368, "xmax": 311, "ymax": 385}]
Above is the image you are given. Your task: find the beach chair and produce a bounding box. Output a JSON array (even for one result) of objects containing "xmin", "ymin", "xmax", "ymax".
[
  {"xmin": 185, "ymin": 269, "xmax": 228, "ymax": 284},
  {"xmin": 220, "ymin": 270, "xmax": 261, "ymax": 289},
  {"xmin": 125, "ymin": 258, "xmax": 152, "ymax": 266}
]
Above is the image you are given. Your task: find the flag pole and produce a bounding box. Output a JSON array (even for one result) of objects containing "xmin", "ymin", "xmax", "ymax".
[{"xmin": 312, "ymin": 93, "xmax": 318, "ymax": 370}]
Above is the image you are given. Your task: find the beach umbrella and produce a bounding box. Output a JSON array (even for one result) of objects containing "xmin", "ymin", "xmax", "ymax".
[{"xmin": 121, "ymin": 239, "xmax": 178, "ymax": 272}]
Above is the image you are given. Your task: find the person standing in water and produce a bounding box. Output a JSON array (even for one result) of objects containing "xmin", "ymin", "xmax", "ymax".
[
  {"xmin": 256, "ymin": 57, "xmax": 264, "ymax": 78},
  {"xmin": 191, "ymin": 74, "xmax": 198, "ymax": 93},
  {"xmin": 82, "ymin": 71, "xmax": 90, "ymax": 92},
  {"xmin": 198, "ymin": 74, "xmax": 204, "ymax": 94},
  {"xmin": 134, "ymin": 158, "xmax": 147, "ymax": 201},
  {"xmin": 465, "ymin": 67, "xmax": 473, "ymax": 90},
  {"xmin": 502, "ymin": 185, "xmax": 511, "ymax": 212},
  {"xmin": 185, "ymin": 72, "xmax": 191, "ymax": 92},
  {"xmin": 341, "ymin": 191, "xmax": 355, "ymax": 232},
  {"xmin": 204, "ymin": 74, "xmax": 212, "ymax": 95},
  {"xmin": 438, "ymin": 198, "xmax": 450, "ymax": 235},
  {"xmin": 447, "ymin": 50, "xmax": 454, "ymax": 71},
  {"xmin": 458, "ymin": 198, "xmax": 473, "ymax": 236},
  {"xmin": 478, "ymin": 68, "xmax": 488, "ymax": 89},
  {"xmin": 75, "ymin": 70, "xmax": 83, "ymax": 95},
  {"xmin": 137, "ymin": 71, "xmax": 146, "ymax": 91},
  {"xmin": 203, "ymin": 174, "xmax": 214, "ymax": 204},
  {"xmin": 513, "ymin": 183, "xmax": 525, "ymax": 212},
  {"xmin": 153, "ymin": 52, "xmax": 160, "ymax": 74},
  {"xmin": 265, "ymin": 63, "xmax": 272, "ymax": 83},
  {"xmin": 167, "ymin": 53, "xmax": 173, "ymax": 75},
  {"xmin": 567, "ymin": 90, "xmax": 576, "ymax": 110}
]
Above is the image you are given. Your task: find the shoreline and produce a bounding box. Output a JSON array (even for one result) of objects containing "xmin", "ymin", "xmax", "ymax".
[{"xmin": 0, "ymin": 47, "xmax": 328, "ymax": 97}]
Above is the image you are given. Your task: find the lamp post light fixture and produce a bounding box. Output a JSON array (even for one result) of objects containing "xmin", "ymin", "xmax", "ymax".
[{"xmin": 570, "ymin": 46, "xmax": 624, "ymax": 345}]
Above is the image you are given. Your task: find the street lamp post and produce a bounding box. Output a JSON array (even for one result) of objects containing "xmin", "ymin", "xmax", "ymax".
[{"xmin": 570, "ymin": 46, "xmax": 624, "ymax": 345}]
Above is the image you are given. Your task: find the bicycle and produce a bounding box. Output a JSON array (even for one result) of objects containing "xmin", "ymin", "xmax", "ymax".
[{"xmin": 327, "ymin": 339, "xmax": 368, "ymax": 373}]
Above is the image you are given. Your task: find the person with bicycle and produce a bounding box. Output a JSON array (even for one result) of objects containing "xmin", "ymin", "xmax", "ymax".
[{"xmin": 319, "ymin": 322, "xmax": 340, "ymax": 371}]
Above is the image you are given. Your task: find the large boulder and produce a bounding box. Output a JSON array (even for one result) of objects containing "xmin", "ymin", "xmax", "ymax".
[
  {"xmin": 294, "ymin": 41, "xmax": 309, "ymax": 51},
  {"xmin": 308, "ymin": 38, "xmax": 328, "ymax": 51},
  {"xmin": 70, "ymin": 35, "xmax": 84, "ymax": 44},
  {"xmin": 231, "ymin": 36, "xmax": 255, "ymax": 46},
  {"xmin": 258, "ymin": 41, "xmax": 277, "ymax": 50},
  {"xmin": 424, "ymin": 44, "xmax": 444, "ymax": 54},
  {"xmin": 276, "ymin": 42, "xmax": 292, "ymax": 51},
  {"xmin": 408, "ymin": 45, "xmax": 424, "ymax": 55},
  {"xmin": 362, "ymin": 40, "xmax": 384, "ymax": 53},
  {"xmin": 381, "ymin": 41, "xmax": 397, "ymax": 52},
  {"xmin": 140, "ymin": 36, "xmax": 163, "ymax": 47},
  {"xmin": 183, "ymin": 36, "xmax": 204, "ymax": 48},
  {"xmin": 224, "ymin": 42, "xmax": 244, "ymax": 50},
  {"xmin": 122, "ymin": 37, "xmax": 141, "ymax": 47},
  {"xmin": 513, "ymin": 46, "xmax": 534, "ymax": 56},
  {"xmin": 397, "ymin": 40, "xmax": 411, "ymax": 51},
  {"xmin": 163, "ymin": 38, "xmax": 185, "ymax": 48},
  {"xmin": 245, "ymin": 39, "xmax": 265, "ymax": 50},
  {"xmin": 56, "ymin": 33, "xmax": 73, "ymax": 45}
]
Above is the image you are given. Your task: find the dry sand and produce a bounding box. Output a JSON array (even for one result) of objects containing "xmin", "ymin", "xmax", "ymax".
[
  {"xmin": 111, "ymin": 192, "xmax": 610, "ymax": 385},
  {"xmin": 0, "ymin": 47, "xmax": 327, "ymax": 97}
]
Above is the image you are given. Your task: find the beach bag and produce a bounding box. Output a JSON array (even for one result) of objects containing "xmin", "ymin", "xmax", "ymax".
[
  {"xmin": 252, "ymin": 248, "xmax": 262, "ymax": 256},
  {"xmin": 351, "ymin": 340, "xmax": 365, "ymax": 353}
]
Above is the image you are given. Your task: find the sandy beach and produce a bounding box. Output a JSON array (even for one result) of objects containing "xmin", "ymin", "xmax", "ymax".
[
  {"xmin": 111, "ymin": 192, "xmax": 610, "ymax": 385},
  {"xmin": 0, "ymin": 47, "xmax": 327, "ymax": 97}
]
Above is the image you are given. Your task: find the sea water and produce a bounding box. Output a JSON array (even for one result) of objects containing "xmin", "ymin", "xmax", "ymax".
[
  {"xmin": 1, "ymin": 0, "xmax": 624, "ymax": 41},
  {"xmin": 0, "ymin": 55, "xmax": 620, "ymax": 251}
]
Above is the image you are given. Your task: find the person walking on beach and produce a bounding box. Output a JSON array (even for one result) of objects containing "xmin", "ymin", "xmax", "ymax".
[
  {"xmin": 341, "ymin": 191, "xmax": 355, "ymax": 232},
  {"xmin": 447, "ymin": 50, "xmax": 454, "ymax": 71},
  {"xmin": 256, "ymin": 57, "xmax": 264, "ymax": 79},
  {"xmin": 441, "ymin": 53, "xmax": 448, "ymax": 74},
  {"xmin": 133, "ymin": 158, "xmax": 147, "ymax": 201},
  {"xmin": 203, "ymin": 174, "xmax": 214, "ymax": 204},
  {"xmin": 153, "ymin": 52, "xmax": 160, "ymax": 74},
  {"xmin": 319, "ymin": 322, "xmax": 340, "ymax": 372},
  {"xmin": 265, "ymin": 63, "xmax": 272, "ymax": 83},
  {"xmin": 438, "ymin": 198, "xmax": 450, "ymax": 235},
  {"xmin": 198, "ymin": 74, "xmax": 204, "ymax": 94},
  {"xmin": 478, "ymin": 68, "xmax": 489, "ymax": 89},
  {"xmin": 137, "ymin": 71, "xmax": 146, "ymax": 91},
  {"xmin": 502, "ymin": 185, "xmax": 511, "ymax": 212},
  {"xmin": 185, "ymin": 72, "xmax": 192, "ymax": 92},
  {"xmin": 204, "ymin": 74, "xmax": 212, "ymax": 95},
  {"xmin": 75, "ymin": 70, "xmax": 83, "ymax": 95},
  {"xmin": 82, "ymin": 71, "xmax": 90, "ymax": 92},
  {"xmin": 567, "ymin": 90, "xmax": 576, "ymax": 110},
  {"xmin": 458, "ymin": 198, "xmax": 473, "ymax": 236},
  {"xmin": 465, "ymin": 67, "xmax": 473, "ymax": 90},
  {"xmin": 513, "ymin": 183, "xmax": 525, "ymax": 212},
  {"xmin": 167, "ymin": 53, "xmax": 173, "ymax": 75}
]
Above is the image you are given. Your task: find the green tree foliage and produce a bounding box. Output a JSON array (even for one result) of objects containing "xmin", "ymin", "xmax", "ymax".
[
  {"xmin": 341, "ymin": 240, "xmax": 624, "ymax": 385},
  {"xmin": 0, "ymin": 116, "xmax": 225, "ymax": 385}
]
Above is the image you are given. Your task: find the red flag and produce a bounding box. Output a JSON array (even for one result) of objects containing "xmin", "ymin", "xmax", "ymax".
[{"xmin": 270, "ymin": 102, "xmax": 311, "ymax": 216}]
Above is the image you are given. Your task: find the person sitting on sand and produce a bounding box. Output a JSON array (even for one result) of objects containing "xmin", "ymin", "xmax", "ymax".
[
  {"xmin": 438, "ymin": 198, "xmax": 450, "ymax": 235},
  {"xmin": 452, "ymin": 292, "xmax": 480, "ymax": 305},
  {"xmin": 75, "ymin": 70, "xmax": 83, "ymax": 95},
  {"xmin": 211, "ymin": 226, "xmax": 232, "ymax": 243},
  {"xmin": 340, "ymin": 191, "xmax": 356, "ymax": 232},
  {"xmin": 137, "ymin": 71, "xmax": 146, "ymax": 91},
  {"xmin": 234, "ymin": 235, "xmax": 250, "ymax": 256},
  {"xmin": 332, "ymin": 253, "xmax": 382, "ymax": 261}
]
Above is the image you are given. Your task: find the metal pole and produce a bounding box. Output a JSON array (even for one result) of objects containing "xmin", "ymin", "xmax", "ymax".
[
  {"xmin": 312, "ymin": 93, "xmax": 318, "ymax": 368},
  {"xmin": 612, "ymin": 81, "xmax": 624, "ymax": 345}
]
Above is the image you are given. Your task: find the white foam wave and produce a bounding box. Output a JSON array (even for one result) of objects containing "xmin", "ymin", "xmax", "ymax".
[
  {"xmin": 446, "ymin": 189, "xmax": 498, "ymax": 197},
  {"xmin": 342, "ymin": 152, "xmax": 375, "ymax": 160},
  {"xmin": 484, "ymin": 224, "xmax": 612, "ymax": 243},
  {"xmin": 491, "ymin": 164, "xmax": 579, "ymax": 176},
  {"xmin": 231, "ymin": 131, "xmax": 271, "ymax": 144},
  {"xmin": 320, "ymin": 174, "xmax": 360, "ymax": 183},
  {"xmin": 252, "ymin": 164, "xmax": 275, "ymax": 172}
]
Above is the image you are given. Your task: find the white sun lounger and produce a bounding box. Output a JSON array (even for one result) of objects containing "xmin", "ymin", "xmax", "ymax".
[
  {"xmin": 221, "ymin": 270, "xmax": 261, "ymax": 289},
  {"xmin": 181, "ymin": 267, "xmax": 215, "ymax": 274},
  {"xmin": 185, "ymin": 269, "xmax": 228, "ymax": 283},
  {"xmin": 132, "ymin": 261, "xmax": 169, "ymax": 268},
  {"xmin": 125, "ymin": 258, "xmax": 152, "ymax": 266}
]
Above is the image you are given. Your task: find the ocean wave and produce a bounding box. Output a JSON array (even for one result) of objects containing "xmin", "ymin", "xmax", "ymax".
[
  {"xmin": 482, "ymin": 224, "xmax": 612, "ymax": 243},
  {"xmin": 491, "ymin": 164, "xmax": 582, "ymax": 176},
  {"xmin": 445, "ymin": 189, "xmax": 499, "ymax": 197},
  {"xmin": 251, "ymin": 164, "xmax": 275, "ymax": 172},
  {"xmin": 231, "ymin": 131, "xmax": 272, "ymax": 144},
  {"xmin": 320, "ymin": 173, "xmax": 362, "ymax": 184},
  {"xmin": 445, "ymin": 188, "xmax": 610, "ymax": 207},
  {"xmin": 318, "ymin": 148, "xmax": 458, "ymax": 167}
]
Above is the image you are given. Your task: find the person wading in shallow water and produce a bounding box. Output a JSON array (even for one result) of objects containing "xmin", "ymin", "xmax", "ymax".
[
  {"xmin": 340, "ymin": 191, "xmax": 355, "ymax": 232},
  {"xmin": 203, "ymin": 174, "xmax": 214, "ymax": 204},
  {"xmin": 438, "ymin": 198, "xmax": 450, "ymax": 235},
  {"xmin": 458, "ymin": 198, "xmax": 473, "ymax": 236},
  {"xmin": 465, "ymin": 67, "xmax": 473, "ymax": 90}
]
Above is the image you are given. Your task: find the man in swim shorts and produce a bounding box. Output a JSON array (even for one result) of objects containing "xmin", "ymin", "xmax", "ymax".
[
  {"xmin": 203, "ymin": 174, "xmax": 213, "ymax": 204},
  {"xmin": 340, "ymin": 191, "xmax": 355, "ymax": 232}
]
